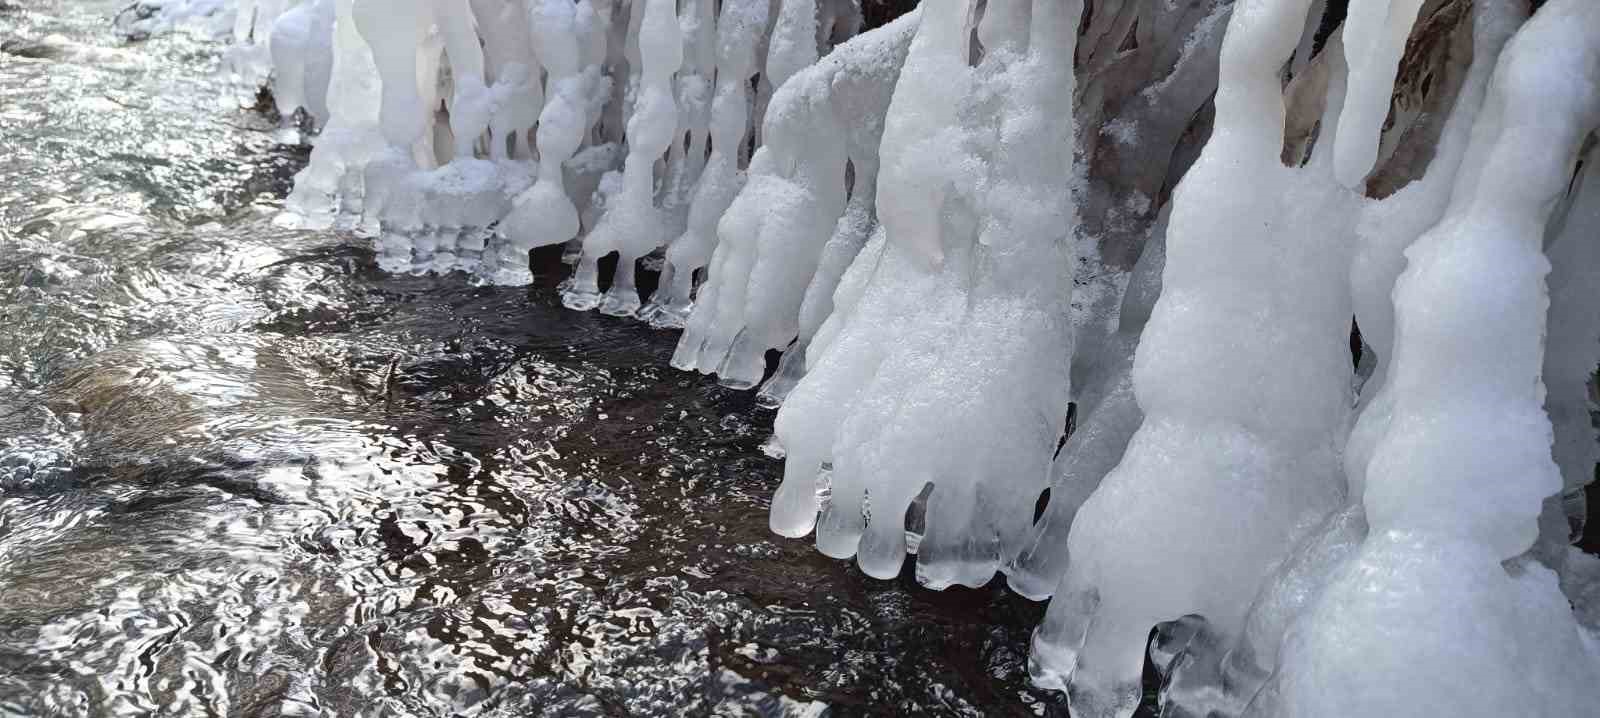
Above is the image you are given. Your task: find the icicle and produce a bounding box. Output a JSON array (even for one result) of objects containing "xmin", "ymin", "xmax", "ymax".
[
  {"xmin": 1029, "ymin": 0, "xmax": 1358, "ymax": 712},
  {"xmin": 1006, "ymin": 203, "xmax": 1169, "ymax": 602},
  {"xmin": 1154, "ymin": 8, "xmax": 1528, "ymax": 716},
  {"xmin": 280, "ymin": 0, "xmax": 386, "ymax": 229},
  {"xmin": 766, "ymin": 0, "xmax": 980, "ymax": 541},
  {"xmin": 643, "ymin": 0, "xmax": 772, "ymax": 328},
  {"xmin": 352, "ymin": 0, "xmax": 429, "ymax": 151},
  {"xmin": 1544, "ymin": 145, "xmax": 1600, "ymax": 548},
  {"xmin": 436, "ymin": 0, "xmax": 489, "ymax": 160},
  {"xmin": 767, "ymin": 0, "xmax": 1081, "ymax": 594},
  {"xmin": 669, "ymin": 11, "xmax": 917, "ymax": 390},
  {"xmin": 1334, "ymin": 0, "xmax": 1426, "ymax": 189},
  {"xmin": 563, "ymin": 0, "xmax": 683, "ymax": 313},
  {"xmin": 472, "ymin": 0, "xmax": 542, "ymax": 162},
  {"xmin": 269, "ymin": 0, "xmax": 335, "ymax": 129},
  {"xmin": 1345, "ymin": 0, "xmax": 1524, "ymax": 500},
  {"xmin": 1262, "ymin": 3, "xmax": 1600, "ymax": 715},
  {"xmin": 767, "ymin": 0, "xmax": 820, "ymax": 92},
  {"xmin": 756, "ymin": 10, "xmax": 912, "ymax": 408},
  {"xmin": 654, "ymin": 0, "xmax": 717, "ymax": 232},
  {"xmin": 495, "ymin": 0, "xmax": 595, "ymax": 284}
]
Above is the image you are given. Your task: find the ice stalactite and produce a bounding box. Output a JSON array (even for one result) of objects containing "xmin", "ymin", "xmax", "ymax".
[
  {"xmin": 754, "ymin": 9, "xmax": 909, "ymax": 407},
  {"xmin": 1545, "ymin": 145, "xmax": 1600, "ymax": 550},
  {"xmin": 563, "ymin": 0, "xmax": 867, "ymax": 314},
  {"xmin": 1343, "ymin": 0, "xmax": 1521, "ymax": 503},
  {"xmin": 472, "ymin": 0, "xmax": 541, "ymax": 162},
  {"xmin": 437, "ymin": 0, "xmax": 489, "ymax": 161},
  {"xmin": 1029, "ymin": 0, "xmax": 1359, "ymax": 713},
  {"xmin": 280, "ymin": 0, "xmax": 384, "ymax": 229},
  {"xmin": 1005, "ymin": 0, "xmax": 1233, "ymax": 602},
  {"xmin": 562, "ymin": 0, "xmax": 683, "ymax": 314},
  {"xmin": 1004, "ymin": 206, "xmax": 1167, "ymax": 602},
  {"xmin": 767, "ymin": 0, "xmax": 821, "ymax": 92},
  {"xmin": 350, "ymin": 0, "xmax": 536, "ymax": 277},
  {"xmin": 655, "ymin": 0, "xmax": 716, "ymax": 238},
  {"xmin": 769, "ymin": 0, "xmax": 1083, "ymax": 593},
  {"xmin": 267, "ymin": 0, "xmax": 333, "ymax": 130},
  {"xmin": 669, "ymin": 11, "xmax": 918, "ymax": 393},
  {"xmin": 1258, "ymin": 2, "xmax": 1600, "ymax": 715},
  {"xmin": 1154, "ymin": 6, "xmax": 1525, "ymax": 716},
  {"xmin": 640, "ymin": 0, "xmax": 773, "ymax": 329},
  {"xmin": 224, "ymin": 0, "xmax": 291, "ymax": 98},
  {"xmin": 1333, "ymin": 0, "xmax": 1427, "ymax": 188},
  {"xmin": 498, "ymin": 0, "xmax": 608, "ymax": 284}
]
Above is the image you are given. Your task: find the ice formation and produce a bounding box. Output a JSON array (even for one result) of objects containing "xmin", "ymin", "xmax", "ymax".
[
  {"xmin": 188, "ymin": 0, "xmax": 1600, "ymax": 714},
  {"xmin": 671, "ymin": 9, "xmax": 918, "ymax": 394},
  {"xmin": 1028, "ymin": 1, "xmax": 1357, "ymax": 712},
  {"xmin": 114, "ymin": 0, "xmax": 236, "ymax": 40},
  {"xmin": 640, "ymin": 0, "xmax": 774, "ymax": 329}
]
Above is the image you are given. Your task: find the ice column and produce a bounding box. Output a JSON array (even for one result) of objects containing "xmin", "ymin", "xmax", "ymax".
[
  {"xmin": 436, "ymin": 0, "xmax": 489, "ymax": 160},
  {"xmin": 1544, "ymin": 147, "xmax": 1600, "ymax": 542},
  {"xmin": 670, "ymin": 13, "xmax": 916, "ymax": 391},
  {"xmin": 472, "ymin": 0, "xmax": 542, "ymax": 161},
  {"xmin": 642, "ymin": 0, "xmax": 772, "ymax": 328},
  {"xmin": 281, "ymin": 0, "xmax": 386, "ymax": 228},
  {"xmin": 1157, "ymin": 8, "xmax": 1526, "ymax": 716},
  {"xmin": 757, "ymin": 10, "xmax": 917, "ymax": 406},
  {"xmin": 1262, "ymin": 4, "xmax": 1600, "ymax": 716},
  {"xmin": 562, "ymin": 0, "xmax": 683, "ymax": 313},
  {"xmin": 349, "ymin": 0, "xmax": 439, "ymax": 272},
  {"xmin": 769, "ymin": 0, "xmax": 1082, "ymax": 593},
  {"xmin": 1344, "ymin": 0, "xmax": 1525, "ymax": 499},
  {"xmin": 1333, "ymin": 0, "xmax": 1426, "ymax": 188},
  {"xmin": 1006, "ymin": 205, "xmax": 1169, "ymax": 601},
  {"xmin": 766, "ymin": 0, "xmax": 820, "ymax": 93},
  {"xmin": 767, "ymin": 0, "xmax": 979, "ymax": 542},
  {"xmin": 496, "ymin": 0, "xmax": 595, "ymax": 284},
  {"xmin": 655, "ymin": 0, "xmax": 716, "ymax": 226},
  {"xmin": 269, "ymin": 0, "xmax": 334, "ymax": 128},
  {"xmin": 351, "ymin": 0, "xmax": 429, "ymax": 152},
  {"xmin": 1028, "ymin": 0, "xmax": 1356, "ymax": 714}
]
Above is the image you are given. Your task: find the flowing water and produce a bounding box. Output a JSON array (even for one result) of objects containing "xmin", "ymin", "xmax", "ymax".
[{"xmin": 0, "ymin": 3, "xmax": 1076, "ymax": 715}]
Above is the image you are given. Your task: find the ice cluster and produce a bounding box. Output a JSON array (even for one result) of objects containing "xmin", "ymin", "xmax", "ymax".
[{"xmin": 187, "ymin": 0, "xmax": 1600, "ymax": 714}]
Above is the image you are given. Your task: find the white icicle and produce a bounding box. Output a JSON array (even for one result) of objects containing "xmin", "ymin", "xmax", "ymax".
[
  {"xmin": 494, "ymin": 0, "xmax": 594, "ymax": 284},
  {"xmin": 269, "ymin": 0, "xmax": 334, "ymax": 127},
  {"xmin": 563, "ymin": 0, "xmax": 683, "ymax": 314},
  {"xmin": 1266, "ymin": 2, "xmax": 1600, "ymax": 715},
  {"xmin": 1158, "ymin": 8, "xmax": 1527, "ymax": 716},
  {"xmin": 644, "ymin": 0, "xmax": 773, "ymax": 328},
  {"xmin": 766, "ymin": 0, "xmax": 820, "ymax": 93},
  {"xmin": 1345, "ymin": 0, "xmax": 1525, "ymax": 500},
  {"xmin": 280, "ymin": 0, "xmax": 386, "ymax": 229},
  {"xmin": 1030, "ymin": 0, "xmax": 1356, "ymax": 713},
  {"xmin": 352, "ymin": 0, "xmax": 430, "ymax": 151},
  {"xmin": 1543, "ymin": 145, "xmax": 1600, "ymax": 542},
  {"xmin": 436, "ymin": 0, "xmax": 490, "ymax": 160},
  {"xmin": 768, "ymin": 0, "xmax": 1081, "ymax": 594},
  {"xmin": 1334, "ymin": 0, "xmax": 1426, "ymax": 189},
  {"xmin": 670, "ymin": 11, "xmax": 916, "ymax": 390},
  {"xmin": 766, "ymin": 0, "xmax": 982, "ymax": 541}
]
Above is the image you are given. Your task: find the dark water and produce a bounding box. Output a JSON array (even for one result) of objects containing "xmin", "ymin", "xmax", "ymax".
[{"xmin": 0, "ymin": 3, "xmax": 1071, "ymax": 715}]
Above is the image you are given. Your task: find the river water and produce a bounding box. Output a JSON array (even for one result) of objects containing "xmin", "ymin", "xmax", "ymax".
[{"xmin": 0, "ymin": 2, "xmax": 1082, "ymax": 715}]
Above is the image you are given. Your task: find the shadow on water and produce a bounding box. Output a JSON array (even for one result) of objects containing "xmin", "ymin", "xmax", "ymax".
[{"xmin": 0, "ymin": 1, "xmax": 1077, "ymax": 715}]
